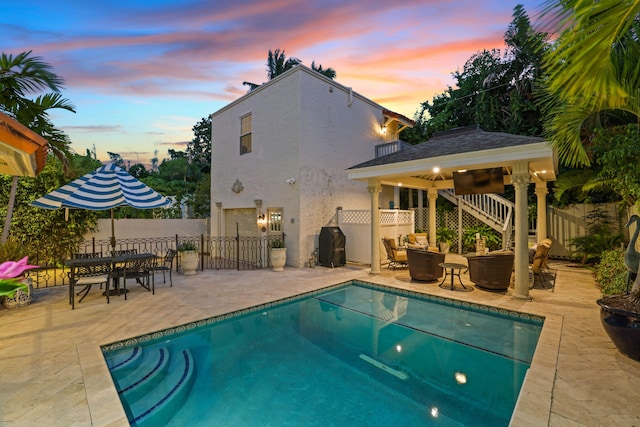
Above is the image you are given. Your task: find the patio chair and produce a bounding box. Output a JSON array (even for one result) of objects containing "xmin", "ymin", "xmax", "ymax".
[
  {"xmin": 530, "ymin": 238, "xmax": 555, "ymax": 290},
  {"xmin": 117, "ymin": 255, "xmax": 156, "ymax": 297},
  {"xmin": 382, "ymin": 237, "xmax": 408, "ymax": 270},
  {"xmin": 467, "ymin": 251, "xmax": 514, "ymax": 291},
  {"xmin": 68, "ymin": 252, "xmax": 111, "ymax": 308},
  {"xmin": 407, "ymin": 248, "xmax": 445, "ymax": 281},
  {"xmin": 153, "ymin": 249, "xmax": 176, "ymax": 287}
]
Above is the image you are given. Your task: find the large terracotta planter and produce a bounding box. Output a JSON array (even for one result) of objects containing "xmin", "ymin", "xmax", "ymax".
[
  {"xmin": 597, "ymin": 297, "xmax": 640, "ymax": 361},
  {"xmin": 180, "ymin": 251, "xmax": 199, "ymax": 276},
  {"xmin": 270, "ymin": 248, "xmax": 286, "ymax": 272}
]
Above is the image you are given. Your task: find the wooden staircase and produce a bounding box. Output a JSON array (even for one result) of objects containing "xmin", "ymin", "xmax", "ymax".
[{"xmin": 438, "ymin": 189, "xmax": 514, "ymax": 249}]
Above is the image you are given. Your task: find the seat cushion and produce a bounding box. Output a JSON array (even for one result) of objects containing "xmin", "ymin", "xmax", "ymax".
[{"xmin": 76, "ymin": 274, "xmax": 109, "ymax": 285}]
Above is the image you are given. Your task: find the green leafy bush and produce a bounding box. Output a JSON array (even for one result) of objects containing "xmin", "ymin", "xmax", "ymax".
[
  {"xmin": 461, "ymin": 224, "xmax": 501, "ymax": 252},
  {"xmin": 270, "ymin": 239, "xmax": 285, "ymax": 249},
  {"xmin": 177, "ymin": 241, "xmax": 198, "ymax": 251},
  {"xmin": 0, "ymin": 237, "xmax": 32, "ymax": 263},
  {"xmin": 436, "ymin": 227, "xmax": 456, "ymax": 244},
  {"xmin": 568, "ymin": 208, "xmax": 623, "ymax": 264},
  {"xmin": 594, "ymin": 249, "xmax": 628, "ymax": 296}
]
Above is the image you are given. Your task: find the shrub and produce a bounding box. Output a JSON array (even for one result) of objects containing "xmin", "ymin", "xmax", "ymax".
[
  {"xmin": 270, "ymin": 239, "xmax": 285, "ymax": 249},
  {"xmin": 594, "ymin": 249, "xmax": 628, "ymax": 296},
  {"xmin": 436, "ymin": 227, "xmax": 456, "ymax": 244},
  {"xmin": 461, "ymin": 224, "xmax": 501, "ymax": 252},
  {"xmin": 568, "ymin": 207, "xmax": 623, "ymax": 264},
  {"xmin": 177, "ymin": 241, "xmax": 198, "ymax": 251}
]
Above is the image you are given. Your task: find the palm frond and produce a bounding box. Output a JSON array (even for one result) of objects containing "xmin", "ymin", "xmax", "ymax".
[{"xmin": 542, "ymin": 0, "xmax": 640, "ymax": 108}]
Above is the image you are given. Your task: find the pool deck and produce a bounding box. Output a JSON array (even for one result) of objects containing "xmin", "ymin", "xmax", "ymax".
[{"xmin": 1, "ymin": 254, "xmax": 639, "ymax": 426}]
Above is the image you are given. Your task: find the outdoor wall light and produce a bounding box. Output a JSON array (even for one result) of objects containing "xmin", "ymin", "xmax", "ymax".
[
  {"xmin": 257, "ymin": 212, "xmax": 267, "ymax": 232},
  {"xmin": 380, "ymin": 124, "xmax": 387, "ymax": 134}
]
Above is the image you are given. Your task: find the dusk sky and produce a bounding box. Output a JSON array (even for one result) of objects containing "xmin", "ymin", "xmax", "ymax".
[{"xmin": 3, "ymin": 0, "xmax": 543, "ymax": 167}]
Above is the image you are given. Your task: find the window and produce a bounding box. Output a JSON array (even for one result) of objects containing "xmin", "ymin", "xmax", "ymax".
[
  {"xmin": 240, "ymin": 113, "xmax": 252, "ymax": 155},
  {"xmin": 268, "ymin": 208, "xmax": 283, "ymax": 234}
]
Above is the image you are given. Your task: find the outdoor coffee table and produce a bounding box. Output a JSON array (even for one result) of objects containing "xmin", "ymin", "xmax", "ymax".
[{"xmin": 438, "ymin": 262, "xmax": 469, "ymax": 291}]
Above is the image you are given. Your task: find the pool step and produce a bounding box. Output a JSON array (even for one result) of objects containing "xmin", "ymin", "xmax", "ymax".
[
  {"xmin": 106, "ymin": 345, "xmax": 143, "ymax": 373},
  {"xmin": 124, "ymin": 348, "xmax": 196, "ymax": 426},
  {"xmin": 117, "ymin": 347, "xmax": 170, "ymax": 403}
]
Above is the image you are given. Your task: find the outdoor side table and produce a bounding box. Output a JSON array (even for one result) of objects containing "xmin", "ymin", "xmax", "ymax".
[{"xmin": 438, "ymin": 262, "xmax": 470, "ymax": 291}]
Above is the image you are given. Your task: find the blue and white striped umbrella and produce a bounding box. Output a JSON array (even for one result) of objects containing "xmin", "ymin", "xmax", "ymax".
[{"xmin": 31, "ymin": 163, "xmax": 172, "ymax": 247}]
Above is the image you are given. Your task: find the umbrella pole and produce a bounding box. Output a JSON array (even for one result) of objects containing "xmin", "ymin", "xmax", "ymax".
[{"xmin": 110, "ymin": 208, "xmax": 116, "ymax": 250}]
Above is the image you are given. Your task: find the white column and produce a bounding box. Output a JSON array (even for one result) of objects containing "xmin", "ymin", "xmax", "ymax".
[
  {"xmin": 458, "ymin": 205, "xmax": 463, "ymax": 254},
  {"xmin": 418, "ymin": 190, "xmax": 424, "ymax": 230},
  {"xmin": 215, "ymin": 202, "xmax": 222, "ymax": 257},
  {"xmin": 215, "ymin": 202, "xmax": 222, "ymax": 237},
  {"xmin": 512, "ymin": 161, "xmax": 531, "ymax": 300},
  {"xmin": 369, "ymin": 179, "xmax": 382, "ymax": 275},
  {"xmin": 428, "ymin": 188, "xmax": 438, "ymax": 248},
  {"xmin": 535, "ymin": 184, "xmax": 548, "ymax": 242},
  {"xmin": 394, "ymin": 186, "xmax": 400, "ymax": 209}
]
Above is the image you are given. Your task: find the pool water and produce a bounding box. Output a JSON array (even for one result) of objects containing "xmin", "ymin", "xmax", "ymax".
[{"xmin": 103, "ymin": 281, "xmax": 543, "ymax": 426}]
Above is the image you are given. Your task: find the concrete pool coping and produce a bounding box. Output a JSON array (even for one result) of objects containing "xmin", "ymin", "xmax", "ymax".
[{"xmin": 2, "ymin": 255, "xmax": 639, "ymax": 425}]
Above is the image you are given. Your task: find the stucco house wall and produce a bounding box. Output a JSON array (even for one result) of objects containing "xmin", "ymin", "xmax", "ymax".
[{"xmin": 210, "ymin": 65, "xmax": 399, "ymax": 267}]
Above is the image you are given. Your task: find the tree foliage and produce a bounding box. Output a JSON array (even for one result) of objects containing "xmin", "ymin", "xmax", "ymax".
[
  {"xmin": 405, "ymin": 5, "xmax": 549, "ymax": 142},
  {"xmin": 592, "ymin": 124, "xmax": 640, "ymax": 207},
  {"xmin": 542, "ymin": 0, "xmax": 640, "ymax": 167},
  {"xmin": 0, "ymin": 51, "xmax": 75, "ymax": 172},
  {"xmin": 0, "ymin": 155, "xmax": 101, "ymax": 263},
  {"xmin": 242, "ymin": 49, "xmax": 336, "ymax": 91}
]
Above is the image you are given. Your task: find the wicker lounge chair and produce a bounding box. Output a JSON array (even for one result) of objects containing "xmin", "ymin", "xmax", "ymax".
[
  {"xmin": 382, "ymin": 237, "xmax": 408, "ymax": 270},
  {"xmin": 467, "ymin": 251, "xmax": 514, "ymax": 291},
  {"xmin": 531, "ymin": 238, "xmax": 554, "ymax": 290},
  {"xmin": 407, "ymin": 248, "xmax": 445, "ymax": 282}
]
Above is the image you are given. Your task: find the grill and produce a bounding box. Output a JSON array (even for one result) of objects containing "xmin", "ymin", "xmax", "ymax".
[{"xmin": 318, "ymin": 227, "xmax": 346, "ymax": 267}]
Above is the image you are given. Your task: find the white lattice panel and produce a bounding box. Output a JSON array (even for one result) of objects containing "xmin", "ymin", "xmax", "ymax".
[{"xmin": 341, "ymin": 210, "xmax": 370, "ymax": 224}]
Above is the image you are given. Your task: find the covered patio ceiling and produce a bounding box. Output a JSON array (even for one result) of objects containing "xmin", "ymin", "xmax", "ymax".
[
  {"xmin": 0, "ymin": 111, "xmax": 48, "ymax": 178},
  {"xmin": 347, "ymin": 125, "xmax": 557, "ymax": 189}
]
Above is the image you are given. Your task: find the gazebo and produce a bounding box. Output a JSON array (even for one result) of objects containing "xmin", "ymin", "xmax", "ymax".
[{"xmin": 347, "ymin": 125, "xmax": 557, "ymax": 299}]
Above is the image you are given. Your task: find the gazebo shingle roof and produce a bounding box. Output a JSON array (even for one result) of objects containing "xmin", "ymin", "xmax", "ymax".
[{"xmin": 349, "ymin": 125, "xmax": 545, "ymax": 170}]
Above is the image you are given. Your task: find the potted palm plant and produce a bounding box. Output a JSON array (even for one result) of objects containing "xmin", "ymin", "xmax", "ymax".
[
  {"xmin": 178, "ymin": 241, "xmax": 199, "ymax": 276},
  {"xmin": 269, "ymin": 239, "xmax": 286, "ymax": 272},
  {"xmin": 436, "ymin": 227, "xmax": 455, "ymax": 254},
  {"xmin": 595, "ymin": 248, "xmax": 640, "ymax": 360}
]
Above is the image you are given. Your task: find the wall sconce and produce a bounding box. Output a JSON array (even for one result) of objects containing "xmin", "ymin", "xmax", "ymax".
[
  {"xmin": 380, "ymin": 124, "xmax": 387, "ymax": 135},
  {"xmin": 257, "ymin": 212, "xmax": 267, "ymax": 232}
]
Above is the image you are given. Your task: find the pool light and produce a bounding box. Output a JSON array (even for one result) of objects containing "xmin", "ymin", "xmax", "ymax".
[{"xmin": 455, "ymin": 372, "xmax": 467, "ymax": 384}]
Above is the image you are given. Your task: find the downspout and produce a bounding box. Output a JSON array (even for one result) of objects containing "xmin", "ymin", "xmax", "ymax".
[{"xmin": 347, "ymin": 87, "xmax": 353, "ymax": 107}]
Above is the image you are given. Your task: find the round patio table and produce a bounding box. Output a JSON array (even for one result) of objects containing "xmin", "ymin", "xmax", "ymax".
[{"xmin": 438, "ymin": 262, "xmax": 471, "ymax": 291}]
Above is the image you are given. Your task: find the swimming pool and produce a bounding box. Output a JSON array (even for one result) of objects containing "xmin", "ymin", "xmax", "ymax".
[{"xmin": 103, "ymin": 280, "xmax": 543, "ymax": 426}]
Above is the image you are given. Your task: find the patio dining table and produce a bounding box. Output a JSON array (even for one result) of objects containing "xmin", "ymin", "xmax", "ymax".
[{"xmin": 65, "ymin": 253, "xmax": 157, "ymax": 309}]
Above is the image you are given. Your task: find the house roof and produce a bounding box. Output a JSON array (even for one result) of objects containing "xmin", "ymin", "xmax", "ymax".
[
  {"xmin": 211, "ymin": 64, "xmax": 411, "ymax": 126},
  {"xmin": 0, "ymin": 111, "xmax": 48, "ymax": 177},
  {"xmin": 347, "ymin": 125, "xmax": 557, "ymax": 190}
]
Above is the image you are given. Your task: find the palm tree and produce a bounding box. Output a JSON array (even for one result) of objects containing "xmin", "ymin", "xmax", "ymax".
[
  {"xmin": 542, "ymin": 0, "xmax": 640, "ymax": 167},
  {"xmin": 243, "ymin": 49, "xmax": 336, "ymax": 91},
  {"xmin": 0, "ymin": 51, "xmax": 76, "ymax": 243}
]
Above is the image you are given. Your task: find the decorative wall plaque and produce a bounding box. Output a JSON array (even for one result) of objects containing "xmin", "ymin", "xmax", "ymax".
[{"xmin": 231, "ymin": 178, "xmax": 244, "ymax": 194}]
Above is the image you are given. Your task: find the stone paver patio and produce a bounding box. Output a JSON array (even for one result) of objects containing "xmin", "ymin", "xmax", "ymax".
[{"xmin": 1, "ymin": 254, "xmax": 639, "ymax": 426}]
